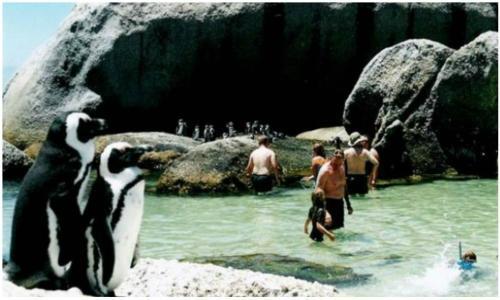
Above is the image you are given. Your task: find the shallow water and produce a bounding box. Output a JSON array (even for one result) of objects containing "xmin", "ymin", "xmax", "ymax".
[{"xmin": 2, "ymin": 179, "xmax": 498, "ymax": 296}]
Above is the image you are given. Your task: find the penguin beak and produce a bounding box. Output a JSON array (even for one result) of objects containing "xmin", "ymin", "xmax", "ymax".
[{"xmin": 93, "ymin": 118, "xmax": 108, "ymax": 135}]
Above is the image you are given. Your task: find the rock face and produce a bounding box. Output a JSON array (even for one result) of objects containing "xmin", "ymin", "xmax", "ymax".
[
  {"xmin": 343, "ymin": 32, "xmax": 498, "ymax": 177},
  {"xmin": 157, "ymin": 136, "xmax": 317, "ymax": 194},
  {"xmin": 2, "ymin": 141, "xmax": 33, "ymax": 180},
  {"xmin": 431, "ymin": 32, "xmax": 498, "ymax": 176},
  {"xmin": 3, "ymin": 3, "xmax": 497, "ymax": 148},
  {"xmin": 3, "ymin": 258, "xmax": 340, "ymax": 296}
]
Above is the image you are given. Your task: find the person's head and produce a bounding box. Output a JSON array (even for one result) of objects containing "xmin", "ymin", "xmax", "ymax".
[
  {"xmin": 312, "ymin": 143, "xmax": 326, "ymax": 158},
  {"xmin": 258, "ymin": 135, "xmax": 270, "ymax": 146},
  {"xmin": 360, "ymin": 135, "xmax": 370, "ymax": 149},
  {"xmin": 312, "ymin": 189, "xmax": 325, "ymax": 207},
  {"xmin": 462, "ymin": 251, "xmax": 477, "ymax": 263},
  {"xmin": 330, "ymin": 149, "xmax": 345, "ymax": 167},
  {"xmin": 348, "ymin": 132, "xmax": 368, "ymax": 152}
]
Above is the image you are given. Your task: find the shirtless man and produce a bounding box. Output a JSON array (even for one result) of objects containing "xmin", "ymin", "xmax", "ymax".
[
  {"xmin": 344, "ymin": 132, "xmax": 379, "ymax": 195},
  {"xmin": 246, "ymin": 135, "xmax": 280, "ymax": 193},
  {"xmin": 316, "ymin": 150, "xmax": 353, "ymax": 230},
  {"xmin": 360, "ymin": 134, "xmax": 380, "ymax": 188}
]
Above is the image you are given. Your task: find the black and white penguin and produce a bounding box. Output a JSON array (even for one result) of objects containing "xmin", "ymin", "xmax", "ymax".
[
  {"xmin": 71, "ymin": 142, "xmax": 151, "ymax": 296},
  {"xmin": 7, "ymin": 112, "xmax": 107, "ymax": 289}
]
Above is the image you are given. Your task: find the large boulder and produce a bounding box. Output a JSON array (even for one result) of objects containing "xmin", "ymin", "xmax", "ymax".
[
  {"xmin": 96, "ymin": 132, "xmax": 200, "ymax": 170},
  {"xmin": 343, "ymin": 32, "xmax": 498, "ymax": 177},
  {"xmin": 430, "ymin": 31, "xmax": 498, "ymax": 175},
  {"xmin": 3, "ymin": 3, "xmax": 497, "ymax": 149},
  {"xmin": 343, "ymin": 39, "xmax": 454, "ymax": 176},
  {"xmin": 157, "ymin": 137, "xmax": 255, "ymax": 194},
  {"xmin": 3, "ymin": 141, "xmax": 33, "ymax": 180}
]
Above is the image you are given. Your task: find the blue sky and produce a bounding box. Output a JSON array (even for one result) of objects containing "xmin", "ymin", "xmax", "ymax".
[{"xmin": 3, "ymin": 3, "xmax": 74, "ymax": 88}]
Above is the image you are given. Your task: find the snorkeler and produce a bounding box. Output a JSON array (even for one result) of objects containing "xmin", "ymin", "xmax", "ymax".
[{"xmin": 457, "ymin": 242, "xmax": 477, "ymax": 270}]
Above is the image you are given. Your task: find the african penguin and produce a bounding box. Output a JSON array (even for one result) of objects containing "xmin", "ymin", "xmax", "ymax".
[
  {"xmin": 6, "ymin": 112, "xmax": 107, "ymax": 289},
  {"xmin": 70, "ymin": 142, "xmax": 152, "ymax": 296}
]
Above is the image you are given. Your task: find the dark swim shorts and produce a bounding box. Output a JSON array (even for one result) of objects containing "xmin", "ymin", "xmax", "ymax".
[
  {"xmin": 251, "ymin": 174, "xmax": 273, "ymax": 192},
  {"xmin": 325, "ymin": 199, "xmax": 344, "ymax": 230},
  {"xmin": 347, "ymin": 174, "xmax": 369, "ymax": 195}
]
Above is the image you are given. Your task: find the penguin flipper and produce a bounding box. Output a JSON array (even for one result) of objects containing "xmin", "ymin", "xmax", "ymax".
[
  {"xmin": 49, "ymin": 185, "xmax": 82, "ymax": 266},
  {"xmin": 91, "ymin": 218, "xmax": 115, "ymax": 285}
]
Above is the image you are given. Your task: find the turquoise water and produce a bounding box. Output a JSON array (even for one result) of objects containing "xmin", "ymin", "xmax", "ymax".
[{"xmin": 3, "ymin": 179, "xmax": 498, "ymax": 296}]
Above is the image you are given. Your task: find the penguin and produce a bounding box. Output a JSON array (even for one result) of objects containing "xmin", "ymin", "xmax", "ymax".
[
  {"xmin": 6, "ymin": 112, "xmax": 107, "ymax": 289},
  {"xmin": 70, "ymin": 142, "xmax": 152, "ymax": 296}
]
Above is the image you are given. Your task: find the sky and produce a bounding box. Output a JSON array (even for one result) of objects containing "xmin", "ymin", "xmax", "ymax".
[{"xmin": 2, "ymin": 2, "xmax": 74, "ymax": 88}]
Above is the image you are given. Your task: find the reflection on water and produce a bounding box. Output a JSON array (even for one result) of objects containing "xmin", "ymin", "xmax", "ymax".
[{"xmin": 2, "ymin": 179, "xmax": 497, "ymax": 296}]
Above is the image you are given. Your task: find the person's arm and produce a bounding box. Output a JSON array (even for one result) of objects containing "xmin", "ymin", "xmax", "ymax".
[
  {"xmin": 271, "ymin": 152, "xmax": 281, "ymax": 185},
  {"xmin": 316, "ymin": 168, "xmax": 327, "ymax": 192},
  {"xmin": 365, "ymin": 150, "xmax": 379, "ymax": 186},
  {"xmin": 316, "ymin": 223, "xmax": 336, "ymax": 241},
  {"xmin": 304, "ymin": 218, "xmax": 311, "ymax": 234},
  {"xmin": 246, "ymin": 153, "xmax": 254, "ymax": 176},
  {"xmin": 344, "ymin": 184, "xmax": 353, "ymax": 215}
]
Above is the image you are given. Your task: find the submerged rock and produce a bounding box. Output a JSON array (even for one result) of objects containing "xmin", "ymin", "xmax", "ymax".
[
  {"xmin": 430, "ymin": 31, "xmax": 498, "ymax": 176},
  {"xmin": 2, "ymin": 141, "xmax": 33, "ymax": 180},
  {"xmin": 186, "ymin": 253, "xmax": 371, "ymax": 287},
  {"xmin": 3, "ymin": 3, "xmax": 496, "ymax": 148}
]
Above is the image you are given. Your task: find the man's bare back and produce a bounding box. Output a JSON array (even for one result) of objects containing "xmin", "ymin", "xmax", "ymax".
[
  {"xmin": 248, "ymin": 146, "xmax": 276, "ymax": 176},
  {"xmin": 344, "ymin": 148, "xmax": 378, "ymax": 175}
]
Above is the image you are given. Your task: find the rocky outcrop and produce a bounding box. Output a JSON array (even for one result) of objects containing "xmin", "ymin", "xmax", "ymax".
[
  {"xmin": 343, "ymin": 32, "xmax": 498, "ymax": 177},
  {"xmin": 96, "ymin": 132, "xmax": 200, "ymax": 170},
  {"xmin": 3, "ymin": 141, "xmax": 33, "ymax": 180},
  {"xmin": 430, "ymin": 32, "xmax": 498, "ymax": 176},
  {"xmin": 157, "ymin": 136, "xmax": 317, "ymax": 194},
  {"xmin": 157, "ymin": 137, "xmax": 255, "ymax": 194},
  {"xmin": 3, "ymin": 3, "xmax": 497, "ymax": 148},
  {"xmin": 3, "ymin": 258, "xmax": 340, "ymax": 296}
]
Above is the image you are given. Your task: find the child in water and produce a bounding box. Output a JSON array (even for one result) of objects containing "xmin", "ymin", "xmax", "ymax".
[
  {"xmin": 304, "ymin": 189, "xmax": 335, "ymax": 242},
  {"xmin": 458, "ymin": 250, "xmax": 477, "ymax": 271}
]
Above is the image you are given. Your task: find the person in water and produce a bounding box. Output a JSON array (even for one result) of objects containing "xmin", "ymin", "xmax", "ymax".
[
  {"xmin": 344, "ymin": 132, "xmax": 379, "ymax": 195},
  {"xmin": 246, "ymin": 135, "xmax": 280, "ymax": 193},
  {"xmin": 303, "ymin": 143, "xmax": 327, "ymax": 184},
  {"xmin": 316, "ymin": 149, "xmax": 353, "ymax": 230},
  {"xmin": 360, "ymin": 134, "xmax": 380, "ymax": 189},
  {"xmin": 304, "ymin": 189, "xmax": 335, "ymax": 242},
  {"xmin": 458, "ymin": 250, "xmax": 477, "ymax": 271}
]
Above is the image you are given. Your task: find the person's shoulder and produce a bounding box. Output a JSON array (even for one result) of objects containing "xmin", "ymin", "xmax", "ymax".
[{"xmin": 312, "ymin": 156, "xmax": 325, "ymax": 165}]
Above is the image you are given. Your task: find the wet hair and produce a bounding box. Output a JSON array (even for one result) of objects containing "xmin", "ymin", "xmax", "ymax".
[
  {"xmin": 258, "ymin": 135, "xmax": 270, "ymax": 145},
  {"xmin": 463, "ymin": 251, "xmax": 477, "ymax": 262},
  {"xmin": 313, "ymin": 143, "xmax": 326, "ymax": 158},
  {"xmin": 311, "ymin": 189, "xmax": 325, "ymax": 207}
]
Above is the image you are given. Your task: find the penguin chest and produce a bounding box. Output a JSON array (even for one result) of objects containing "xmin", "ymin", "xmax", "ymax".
[{"xmin": 107, "ymin": 180, "xmax": 145, "ymax": 289}]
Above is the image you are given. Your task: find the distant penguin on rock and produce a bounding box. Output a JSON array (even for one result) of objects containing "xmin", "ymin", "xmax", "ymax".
[
  {"xmin": 70, "ymin": 142, "xmax": 152, "ymax": 296},
  {"xmin": 6, "ymin": 112, "xmax": 107, "ymax": 289}
]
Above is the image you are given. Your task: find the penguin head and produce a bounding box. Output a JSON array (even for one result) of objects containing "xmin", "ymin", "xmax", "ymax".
[
  {"xmin": 47, "ymin": 112, "xmax": 107, "ymax": 146},
  {"xmin": 101, "ymin": 142, "xmax": 153, "ymax": 174}
]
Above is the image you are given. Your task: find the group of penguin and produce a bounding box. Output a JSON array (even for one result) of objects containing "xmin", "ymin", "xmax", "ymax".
[{"xmin": 5, "ymin": 112, "xmax": 153, "ymax": 296}]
